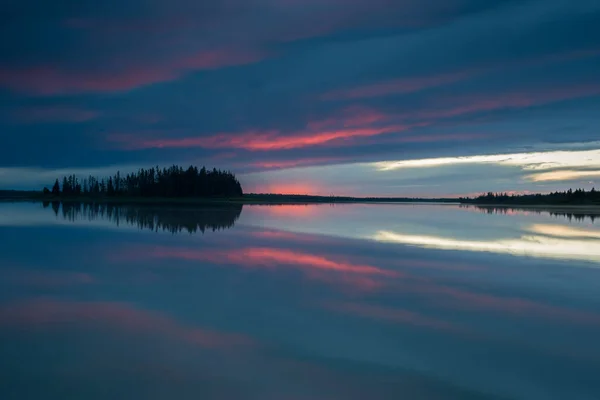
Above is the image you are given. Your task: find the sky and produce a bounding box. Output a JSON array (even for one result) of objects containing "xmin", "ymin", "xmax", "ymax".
[{"xmin": 1, "ymin": 0, "xmax": 599, "ymax": 197}]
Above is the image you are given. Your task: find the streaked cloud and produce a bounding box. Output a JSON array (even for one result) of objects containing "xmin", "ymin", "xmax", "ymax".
[
  {"xmin": 374, "ymin": 149, "xmax": 600, "ymax": 178},
  {"xmin": 526, "ymin": 170, "xmax": 600, "ymax": 182},
  {"xmin": 321, "ymin": 71, "xmax": 473, "ymax": 101},
  {"xmin": 0, "ymin": 49, "xmax": 264, "ymax": 95}
]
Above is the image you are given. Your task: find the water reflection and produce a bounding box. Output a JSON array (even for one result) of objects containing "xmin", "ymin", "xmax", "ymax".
[
  {"xmin": 1, "ymin": 202, "xmax": 600, "ymax": 399},
  {"xmin": 42, "ymin": 201, "xmax": 242, "ymax": 234},
  {"xmin": 240, "ymin": 204, "xmax": 600, "ymax": 264}
]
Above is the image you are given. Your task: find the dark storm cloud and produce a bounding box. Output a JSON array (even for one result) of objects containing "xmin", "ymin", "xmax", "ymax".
[{"xmin": 0, "ymin": 0, "xmax": 599, "ymax": 194}]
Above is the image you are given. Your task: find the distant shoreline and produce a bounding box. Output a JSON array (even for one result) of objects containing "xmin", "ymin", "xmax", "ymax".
[
  {"xmin": 0, "ymin": 194, "xmax": 458, "ymax": 206},
  {"xmin": 1, "ymin": 194, "xmax": 600, "ymax": 211}
]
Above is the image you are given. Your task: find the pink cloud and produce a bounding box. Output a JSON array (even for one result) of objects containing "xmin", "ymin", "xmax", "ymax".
[
  {"xmin": 120, "ymin": 124, "xmax": 411, "ymax": 151},
  {"xmin": 103, "ymin": 101, "xmax": 481, "ymax": 154},
  {"xmin": 407, "ymin": 83, "xmax": 600, "ymax": 121},
  {"xmin": 0, "ymin": 299, "xmax": 254, "ymax": 348},
  {"xmin": 108, "ymin": 107, "xmax": 425, "ymax": 151},
  {"xmin": 0, "ymin": 50, "xmax": 265, "ymax": 95}
]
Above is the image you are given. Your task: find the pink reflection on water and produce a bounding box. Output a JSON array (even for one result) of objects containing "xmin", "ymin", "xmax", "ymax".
[
  {"xmin": 0, "ymin": 299, "xmax": 254, "ymax": 349},
  {"xmin": 145, "ymin": 245, "xmax": 400, "ymax": 292},
  {"xmin": 327, "ymin": 301, "xmax": 460, "ymax": 332},
  {"xmin": 152, "ymin": 246, "xmax": 399, "ymax": 277},
  {"xmin": 426, "ymin": 285, "xmax": 600, "ymax": 326}
]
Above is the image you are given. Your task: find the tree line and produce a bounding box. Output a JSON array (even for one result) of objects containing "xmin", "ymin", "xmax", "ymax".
[
  {"xmin": 461, "ymin": 188, "xmax": 600, "ymax": 205},
  {"xmin": 44, "ymin": 165, "xmax": 243, "ymax": 198}
]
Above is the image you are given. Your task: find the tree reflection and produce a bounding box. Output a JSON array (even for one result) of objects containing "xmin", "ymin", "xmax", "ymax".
[
  {"xmin": 50, "ymin": 202, "xmax": 243, "ymax": 234},
  {"xmin": 461, "ymin": 205, "xmax": 598, "ymax": 223}
]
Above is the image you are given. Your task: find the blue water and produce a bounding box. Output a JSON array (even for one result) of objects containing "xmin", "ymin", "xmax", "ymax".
[{"xmin": 1, "ymin": 202, "xmax": 599, "ymax": 400}]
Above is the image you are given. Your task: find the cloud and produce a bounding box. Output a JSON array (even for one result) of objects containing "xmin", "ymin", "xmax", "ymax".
[
  {"xmin": 115, "ymin": 125, "xmax": 413, "ymax": 151},
  {"xmin": 322, "ymin": 71, "xmax": 474, "ymax": 101},
  {"xmin": 107, "ymin": 106, "xmax": 421, "ymax": 151},
  {"xmin": 374, "ymin": 148, "xmax": 600, "ymax": 173},
  {"xmin": 412, "ymin": 84, "xmax": 600, "ymax": 121},
  {"xmin": 321, "ymin": 47, "xmax": 600, "ymax": 102},
  {"xmin": 0, "ymin": 50, "xmax": 265, "ymax": 95},
  {"xmin": 526, "ymin": 170, "xmax": 600, "ymax": 182},
  {"xmin": 248, "ymin": 156, "xmax": 350, "ymax": 170},
  {"xmin": 107, "ymin": 104, "xmax": 488, "ymax": 153}
]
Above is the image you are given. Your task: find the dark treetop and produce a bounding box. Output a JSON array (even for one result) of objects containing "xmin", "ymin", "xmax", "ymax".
[
  {"xmin": 44, "ymin": 165, "xmax": 243, "ymax": 199},
  {"xmin": 461, "ymin": 189, "xmax": 600, "ymax": 206}
]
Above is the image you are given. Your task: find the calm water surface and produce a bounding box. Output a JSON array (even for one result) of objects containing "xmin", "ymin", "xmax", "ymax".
[{"xmin": 1, "ymin": 202, "xmax": 599, "ymax": 400}]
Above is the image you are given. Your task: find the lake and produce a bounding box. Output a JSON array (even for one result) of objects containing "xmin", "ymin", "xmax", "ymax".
[{"xmin": 1, "ymin": 201, "xmax": 599, "ymax": 400}]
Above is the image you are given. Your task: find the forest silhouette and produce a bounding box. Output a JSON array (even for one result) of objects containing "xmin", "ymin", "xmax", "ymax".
[
  {"xmin": 43, "ymin": 165, "xmax": 243, "ymax": 198},
  {"xmin": 463, "ymin": 188, "xmax": 600, "ymax": 205},
  {"xmin": 44, "ymin": 201, "xmax": 242, "ymax": 234}
]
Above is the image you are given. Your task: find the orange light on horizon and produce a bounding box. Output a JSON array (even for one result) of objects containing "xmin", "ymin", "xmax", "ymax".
[{"xmin": 249, "ymin": 182, "xmax": 321, "ymax": 195}]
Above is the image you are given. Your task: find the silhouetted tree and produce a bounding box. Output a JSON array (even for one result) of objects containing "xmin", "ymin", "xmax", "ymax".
[
  {"xmin": 47, "ymin": 165, "xmax": 243, "ymax": 199},
  {"xmin": 52, "ymin": 179, "xmax": 61, "ymax": 195},
  {"xmin": 107, "ymin": 177, "xmax": 115, "ymax": 196},
  {"xmin": 62, "ymin": 177, "xmax": 70, "ymax": 195}
]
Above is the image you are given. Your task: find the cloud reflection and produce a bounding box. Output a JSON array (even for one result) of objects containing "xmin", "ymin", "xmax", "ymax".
[
  {"xmin": 148, "ymin": 246, "xmax": 399, "ymax": 291},
  {"xmin": 528, "ymin": 224, "xmax": 600, "ymax": 239},
  {"xmin": 373, "ymin": 225, "xmax": 600, "ymax": 263},
  {"xmin": 0, "ymin": 299, "xmax": 253, "ymax": 349},
  {"xmin": 327, "ymin": 302, "xmax": 459, "ymax": 332}
]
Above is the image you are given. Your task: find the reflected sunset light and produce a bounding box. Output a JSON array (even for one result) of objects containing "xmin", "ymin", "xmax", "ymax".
[{"xmin": 373, "ymin": 229, "xmax": 600, "ymax": 263}]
